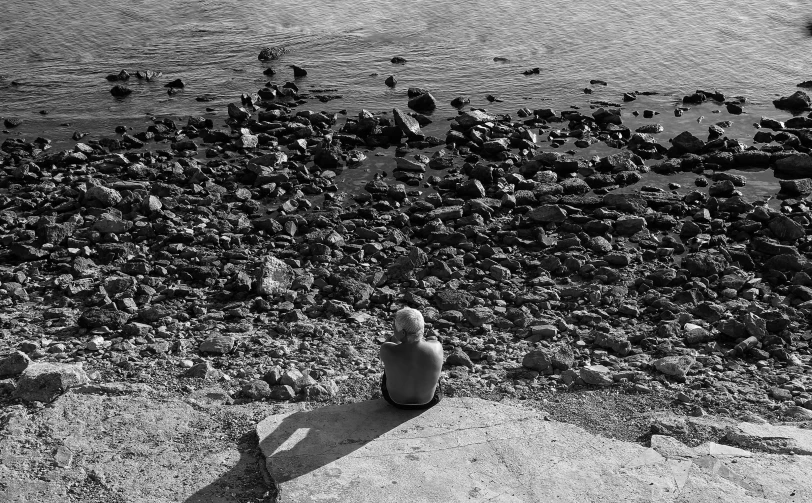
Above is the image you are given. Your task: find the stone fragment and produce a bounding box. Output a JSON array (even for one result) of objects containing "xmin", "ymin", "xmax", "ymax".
[
  {"xmin": 446, "ymin": 347, "xmax": 474, "ymax": 369},
  {"xmin": 255, "ymin": 256, "xmax": 294, "ymax": 295}
]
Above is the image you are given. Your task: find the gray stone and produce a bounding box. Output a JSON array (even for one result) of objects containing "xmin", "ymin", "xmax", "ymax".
[
  {"xmin": 85, "ymin": 186, "xmax": 122, "ymax": 207},
  {"xmin": 13, "ymin": 363, "xmax": 89, "ymax": 403},
  {"xmin": 775, "ymin": 153, "xmax": 812, "ymax": 179},
  {"xmin": 255, "ymin": 255, "xmax": 294, "ymax": 295},
  {"xmin": 580, "ymin": 365, "xmax": 614, "ymax": 385},
  {"xmin": 527, "ymin": 204, "xmax": 567, "ymax": 223},
  {"xmin": 199, "ymin": 335, "xmax": 235, "ymax": 355},
  {"xmin": 0, "ymin": 351, "xmax": 31, "ymax": 377},
  {"xmin": 652, "ymin": 356, "xmax": 695, "ymax": 379}
]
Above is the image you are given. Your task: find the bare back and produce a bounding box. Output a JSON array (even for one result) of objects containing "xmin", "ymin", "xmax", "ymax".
[{"xmin": 380, "ymin": 339, "xmax": 444, "ymax": 405}]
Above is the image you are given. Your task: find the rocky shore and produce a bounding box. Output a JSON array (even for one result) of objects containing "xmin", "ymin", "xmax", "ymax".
[{"xmin": 2, "ymin": 48, "xmax": 812, "ymax": 430}]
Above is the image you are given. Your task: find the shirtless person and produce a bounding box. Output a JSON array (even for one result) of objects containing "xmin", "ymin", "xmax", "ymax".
[{"xmin": 379, "ymin": 308, "xmax": 444, "ymax": 410}]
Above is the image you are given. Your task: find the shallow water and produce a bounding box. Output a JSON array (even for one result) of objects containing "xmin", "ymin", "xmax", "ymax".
[{"xmin": 1, "ymin": 0, "xmax": 811, "ymax": 200}]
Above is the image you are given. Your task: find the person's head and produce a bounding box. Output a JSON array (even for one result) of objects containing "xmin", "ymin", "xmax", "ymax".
[{"xmin": 394, "ymin": 307, "xmax": 424, "ymax": 343}]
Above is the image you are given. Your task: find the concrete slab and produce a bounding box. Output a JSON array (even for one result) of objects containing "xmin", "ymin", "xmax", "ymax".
[{"xmin": 257, "ymin": 397, "xmax": 812, "ymax": 503}]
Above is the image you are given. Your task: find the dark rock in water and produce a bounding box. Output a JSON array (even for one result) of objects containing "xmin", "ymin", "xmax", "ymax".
[
  {"xmin": 486, "ymin": 94, "xmax": 503, "ymax": 102},
  {"xmin": 110, "ymin": 85, "xmax": 132, "ymax": 97},
  {"xmin": 106, "ymin": 70, "xmax": 130, "ymax": 81},
  {"xmin": 408, "ymin": 92, "xmax": 437, "ymax": 111},
  {"xmin": 450, "ymin": 96, "xmax": 470, "ymax": 108},
  {"xmin": 773, "ymin": 91, "xmax": 811, "ymax": 110},
  {"xmin": 683, "ymin": 93, "xmax": 706, "ymax": 105},
  {"xmin": 775, "ymin": 153, "xmax": 812, "ymax": 178},
  {"xmin": 291, "ymin": 65, "xmax": 307, "ymax": 77},
  {"xmin": 164, "ymin": 78, "xmax": 185, "ymax": 89},
  {"xmin": 670, "ymin": 131, "xmax": 704, "ymax": 153},
  {"xmin": 393, "ymin": 108, "xmax": 422, "ymax": 138},
  {"xmin": 493, "ymin": 57, "xmax": 510, "ymax": 62},
  {"xmin": 523, "ymin": 67, "xmax": 540, "ymax": 75},
  {"xmin": 258, "ymin": 46, "xmax": 288, "ymax": 61},
  {"xmin": 799, "ymin": 80, "xmax": 812, "ymax": 88},
  {"xmin": 726, "ymin": 102, "xmax": 743, "ymax": 114},
  {"xmin": 263, "ymin": 67, "xmax": 276, "ymax": 76},
  {"xmin": 135, "ymin": 69, "xmax": 161, "ymax": 81},
  {"xmin": 407, "ymin": 87, "xmax": 430, "ymax": 98},
  {"xmin": 3, "ymin": 117, "xmax": 22, "ymax": 128},
  {"xmin": 385, "ymin": 75, "xmax": 397, "ymax": 87},
  {"xmin": 623, "ymin": 92, "xmax": 636, "ymax": 102},
  {"xmin": 590, "ymin": 79, "xmax": 608, "ymax": 86},
  {"xmin": 391, "ymin": 56, "xmax": 407, "ymax": 64}
]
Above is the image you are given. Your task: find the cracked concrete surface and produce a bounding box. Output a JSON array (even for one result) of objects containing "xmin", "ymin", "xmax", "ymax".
[{"xmin": 257, "ymin": 397, "xmax": 812, "ymax": 503}]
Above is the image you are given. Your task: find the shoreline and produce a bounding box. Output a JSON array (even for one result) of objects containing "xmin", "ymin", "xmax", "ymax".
[{"xmin": 2, "ymin": 49, "xmax": 812, "ymax": 434}]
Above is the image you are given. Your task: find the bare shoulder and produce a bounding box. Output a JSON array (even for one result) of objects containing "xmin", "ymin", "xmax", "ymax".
[{"xmin": 422, "ymin": 339, "xmax": 444, "ymax": 355}]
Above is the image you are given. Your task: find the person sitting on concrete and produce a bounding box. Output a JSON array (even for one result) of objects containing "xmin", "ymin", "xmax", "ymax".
[{"xmin": 379, "ymin": 307, "xmax": 444, "ymax": 410}]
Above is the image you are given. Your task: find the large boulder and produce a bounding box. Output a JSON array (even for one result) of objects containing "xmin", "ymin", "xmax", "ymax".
[
  {"xmin": 13, "ymin": 363, "xmax": 89, "ymax": 402},
  {"xmin": 254, "ymin": 256, "xmax": 294, "ymax": 295},
  {"xmin": 258, "ymin": 46, "xmax": 288, "ymax": 61}
]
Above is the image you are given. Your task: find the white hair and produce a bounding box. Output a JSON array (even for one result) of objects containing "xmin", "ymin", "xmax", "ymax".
[{"xmin": 395, "ymin": 307, "xmax": 424, "ymax": 343}]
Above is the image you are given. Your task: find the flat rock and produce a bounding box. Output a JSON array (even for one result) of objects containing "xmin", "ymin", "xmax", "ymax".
[
  {"xmin": 257, "ymin": 397, "xmax": 812, "ymax": 502},
  {"xmin": 0, "ymin": 351, "xmax": 32, "ymax": 377}
]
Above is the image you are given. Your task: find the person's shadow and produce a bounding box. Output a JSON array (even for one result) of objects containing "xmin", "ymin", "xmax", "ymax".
[
  {"xmin": 182, "ymin": 399, "xmax": 427, "ymax": 503},
  {"xmin": 258, "ymin": 399, "xmax": 427, "ymax": 486}
]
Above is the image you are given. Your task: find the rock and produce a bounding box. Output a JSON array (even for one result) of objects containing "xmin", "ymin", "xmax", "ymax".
[
  {"xmin": 594, "ymin": 331, "xmax": 631, "ymax": 356},
  {"xmin": 652, "ymin": 356, "xmax": 695, "ymax": 379},
  {"xmin": 527, "ymin": 205, "xmax": 567, "ymax": 223},
  {"xmin": 110, "ymin": 85, "xmax": 131, "ymax": 97},
  {"xmin": 450, "ymin": 96, "xmax": 470, "ymax": 108},
  {"xmin": 0, "ymin": 351, "xmax": 31, "ymax": 377},
  {"xmin": 183, "ymin": 363, "xmax": 221, "ymax": 381},
  {"xmin": 79, "ymin": 308, "xmax": 129, "ymax": 329},
  {"xmin": 614, "ymin": 216, "xmax": 647, "ymax": 236},
  {"xmin": 10, "ymin": 244, "xmax": 49, "ymax": 261},
  {"xmin": 773, "ymin": 91, "xmax": 811, "ymax": 111},
  {"xmin": 4, "ymin": 117, "xmax": 23, "ymax": 128},
  {"xmin": 164, "ymin": 78, "xmax": 185, "ymax": 89},
  {"xmin": 199, "ymin": 335, "xmax": 236, "ymax": 355},
  {"xmin": 549, "ymin": 345, "xmax": 575, "ymax": 370},
  {"xmin": 682, "ymin": 253, "xmax": 727, "ymax": 277},
  {"xmin": 463, "ymin": 307, "xmax": 494, "ymax": 327},
  {"xmin": 385, "ymin": 75, "xmax": 397, "ymax": 87},
  {"xmin": 774, "ymin": 153, "xmax": 812, "ymax": 178},
  {"xmin": 391, "ymin": 56, "xmax": 407, "ymax": 64},
  {"xmin": 255, "ymin": 256, "xmax": 294, "ymax": 295},
  {"xmin": 407, "ymin": 92, "xmax": 437, "ymax": 112},
  {"xmin": 85, "ymin": 185, "xmax": 122, "ymax": 207},
  {"xmin": 779, "ymin": 178, "xmax": 812, "ymax": 195},
  {"xmin": 13, "ymin": 363, "xmax": 89, "ymax": 403},
  {"xmin": 446, "ymin": 347, "xmax": 474, "ymax": 369},
  {"xmin": 291, "ymin": 65, "xmax": 307, "ymax": 77},
  {"xmin": 769, "ymin": 215, "xmax": 805, "ymax": 241},
  {"xmin": 258, "ymin": 46, "xmax": 287, "ymax": 61},
  {"xmin": 228, "ymin": 103, "xmax": 251, "ymax": 121},
  {"xmin": 270, "ymin": 385, "xmax": 296, "ymax": 400},
  {"xmin": 522, "ymin": 350, "xmax": 552, "ymax": 372},
  {"xmin": 671, "ymin": 131, "xmax": 704, "ymax": 153},
  {"xmin": 580, "ymin": 365, "xmax": 613, "ymax": 386},
  {"xmin": 392, "ymin": 108, "xmax": 422, "ymax": 137},
  {"xmin": 242, "ymin": 380, "xmax": 272, "ymax": 400},
  {"xmin": 387, "ymin": 247, "xmax": 428, "ymax": 280}
]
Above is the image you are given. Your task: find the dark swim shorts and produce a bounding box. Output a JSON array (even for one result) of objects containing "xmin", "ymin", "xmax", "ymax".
[{"xmin": 380, "ymin": 371, "xmax": 442, "ymax": 410}]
